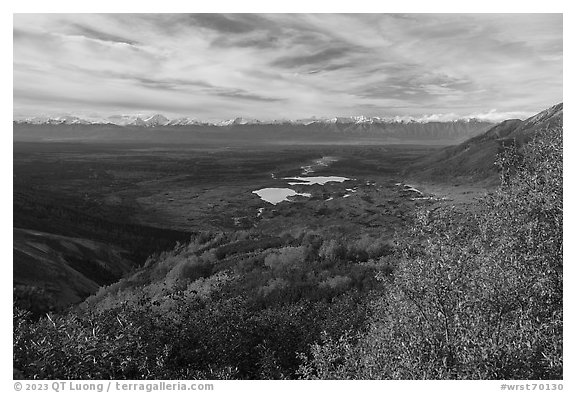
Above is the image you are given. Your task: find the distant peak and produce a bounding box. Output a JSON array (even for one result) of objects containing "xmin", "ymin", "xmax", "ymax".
[
  {"xmin": 218, "ymin": 117, "xmax": 262, "ymax": 126},
  {"xmin": 143, "ymin": 114, "xmax": 170, "ymax": 126},
  {"xmin": 14, "ymin": 113, "xmax": 504, "ymax": 127}
]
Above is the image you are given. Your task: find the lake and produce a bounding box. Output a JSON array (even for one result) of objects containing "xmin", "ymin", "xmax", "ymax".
[
  {"xmin": 252, "ymin": 188, "xmax": 312, "ymax": 205},
  {"xmin": 284, "ymin": 176, "xmax": 352, "ymax": 186}
]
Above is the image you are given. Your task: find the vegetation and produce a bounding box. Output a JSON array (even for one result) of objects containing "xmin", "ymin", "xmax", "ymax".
[
  {"xmin": 300, "ymin": 127, "xmax": 562, "ymax": 379},
  {"xmin": 14, "ymin": 229, "xmax": 389, "ymax": 379},
  {"xmin": 13, "ymin": 127, "xmax": 562, "ymax": 379}
]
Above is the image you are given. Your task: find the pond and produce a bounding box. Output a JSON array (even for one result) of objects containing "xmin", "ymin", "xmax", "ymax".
[
  {"xmin": 284, "ymin": 176, "xmax": 352, "ymax": 186},
  {"xmin": 252, "ymin": 188, "xmax": 312, "ymax": 205}
]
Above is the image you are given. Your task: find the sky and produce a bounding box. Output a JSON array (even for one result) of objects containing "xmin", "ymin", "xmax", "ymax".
[{"xmin": 13, "ymin": 13, "xmax": 563, "ymax": 122}]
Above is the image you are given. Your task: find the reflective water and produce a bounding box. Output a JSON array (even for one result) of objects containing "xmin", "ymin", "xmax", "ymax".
[
  {"xmin": 284, "ymin": 176, "xmax": 351, "ymax": 186},
  {"xmin": 252, "ymin": 188, "xmax": 312, "ymax": 205}
]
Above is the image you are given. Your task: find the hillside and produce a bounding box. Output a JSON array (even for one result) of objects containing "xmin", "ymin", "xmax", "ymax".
[
  {"xmin": 406, "ymin": 103, "xmax": 563, "ymax": 183},
  {"xmin": 13, "ymin": 228, "xmax": 135, "ymax": 307},
  {"xmin": 13, "ymin": 177, "xmax": 193, "ymax": 310}
]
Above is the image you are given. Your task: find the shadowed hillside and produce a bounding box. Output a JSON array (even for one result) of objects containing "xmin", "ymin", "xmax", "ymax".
[
  {"xmin": 406, "ymin": 103, "xmax": 563, "ymax": 183},
  {"xmin": 13, "ymin": 228, "xmax": 135, "ymax": 308},
  {"xmin": 13, "ymin": 181, "xmax": 193, "ymax": 310}
]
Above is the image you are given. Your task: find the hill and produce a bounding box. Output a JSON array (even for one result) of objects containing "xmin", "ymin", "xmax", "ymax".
[
  {"xmin": 13, "ymin": 228, "xmax": 135, "ymax": 308},
  {"xmin": 406, "ymin": 103, "xmax": 563, "ymax": 183},
  {"xmin": 13, "ymin": 181, "xmax": 193, "ymax": 310}
]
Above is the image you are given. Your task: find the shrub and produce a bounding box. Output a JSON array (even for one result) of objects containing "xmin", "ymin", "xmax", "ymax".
[
  {"xmin": 300, "ymin": 127, "xmax": 562, "ymax": 379},
  {"xmin": 264, "ymin": 247, "xmax": 306, "ymax": 274},
  {"xmin": 318, "ymin": 240, "xmax": 346, "ymax": 266}
]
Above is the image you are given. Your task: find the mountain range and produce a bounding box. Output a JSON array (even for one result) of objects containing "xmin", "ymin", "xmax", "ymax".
[
  {"xmin": 14, "ymin": 104, "xmax": 561, "ymax": 147},
  {"xmin": 13, "ymin": 114, "xmax": 495, "ymax": 144},
  {"xmin": 15, "ymin": 114, "xmax": 493, "ymax": 127}
]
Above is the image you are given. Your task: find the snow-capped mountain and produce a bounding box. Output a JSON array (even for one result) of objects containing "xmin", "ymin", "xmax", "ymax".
[
  {"xmin": 124, "ymin": 114, "xmax": 170, "ymax": 127},
  {"xmin": 14, "ymin": 112, "xmax": 498, "ymax": 143},
  {"xmin": 141, "ymin": 114, "xmax": 170, "ymax": 127},
  {"xmin": 15, "ymin": 113, "xmax": 492, "ymax": 127},
  {"xmin": 166, "ymin": 117, "xmax": 206, "ymax": 126},
  {"xmin": 13, "ymin": 112, "xmax": 497, "ymax": 143},
  {"xmin": 19, "ymin": 116, "xmax": 93, "ymax": 125},
  {"xmin": 217, "ymin": 117, "xmax": 262, "ymax": 126},
  {"xmin": 129, "ymin": 117, "xmax": 148, "ymax": 127},
  {"xmin": 105, "ymin": 115, "xmax": 139, "ymax": 126},
  {"xmin": 15, "ymin": 105, "xmax": 562, "ymax": 145}
]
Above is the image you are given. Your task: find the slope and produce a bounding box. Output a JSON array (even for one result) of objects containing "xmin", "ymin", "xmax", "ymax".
[
  {"xmin": 13, "ymin": 228, "xmax": 135, "ymax": 307},
  {"xmin": 406, "ymin": 103, "xmax": 563, "ymax": 183}
]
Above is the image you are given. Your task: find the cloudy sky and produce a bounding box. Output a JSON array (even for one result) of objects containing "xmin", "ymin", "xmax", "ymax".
[{"xmin": 13, "ymin": 13, "xmax": 562, "ymax": 122}]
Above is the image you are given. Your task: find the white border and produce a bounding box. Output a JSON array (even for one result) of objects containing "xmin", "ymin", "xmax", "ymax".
[{"xmin": 4, "ymin": 2, "xmax": 572, "ymax": 391}]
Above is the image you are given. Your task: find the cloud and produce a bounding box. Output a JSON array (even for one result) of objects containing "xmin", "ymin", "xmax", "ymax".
[
  {"xmin": 211, "ymin": 34, "xmax": 281, "ymax": 50},
  {"xmin": 67, "ymin": 23, "xmax": 140, "ymax": 45},
  {"xmin": 186, "ymin": 13, "xmax": 268, "ymax": 34},
  {"xmin": 271, "ymin": 47, "xmax": 360, "ymax": 69},
  {"xmin": 13, "ymin": 13, "xmax": 563, "ymax": 121},
  {"xmin": 58, "ymin": 65, "xmax": 283, "ymax": 101},
  {"xmin": 65, "ymin": 67, "xmax": 215, "ymax": 91},
  {"xmin": 394, "ymin": 110, "xmax": 533, "ymax": 123}
]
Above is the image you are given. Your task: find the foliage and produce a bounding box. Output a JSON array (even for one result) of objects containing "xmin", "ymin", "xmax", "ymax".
[
  {"xmin": 299, "ymin": 127, "xmax": 562, "ymax": 379},
  {"xmin": 14, "ymin": 227, "xmax": 381, "ymax": 379},
  {"xmin": 14, "ymin": 292, "xmax": 369, "ymax": 379},
  {"xmin": 13, "ymin": 286, "xmax": 55, "ymax": 319}
]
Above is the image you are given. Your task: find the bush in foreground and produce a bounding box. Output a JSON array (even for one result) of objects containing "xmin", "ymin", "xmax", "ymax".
[{"xmin": 300, "ymin": 127, "xmax": 562, "ymax": 379}]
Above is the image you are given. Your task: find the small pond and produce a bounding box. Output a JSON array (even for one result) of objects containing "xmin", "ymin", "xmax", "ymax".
[
  {"xmin": 252, "ymin": 188, "xmax": 312, "ymax": 205},
  {"xmin": 284, "ymin": 176, "xmax": 351, "ymax": 186}
]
